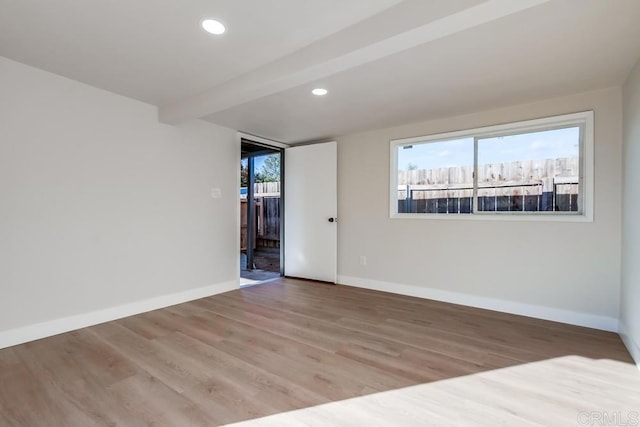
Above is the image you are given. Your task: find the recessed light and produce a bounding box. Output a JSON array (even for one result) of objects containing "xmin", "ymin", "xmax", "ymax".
[
  {"xmin": 312, "ymin": 88, "xmax": 328, "ymax": 96},
  {"xmin": 201, "ymin": 19, "xmax": 226, "ymax": 35}
]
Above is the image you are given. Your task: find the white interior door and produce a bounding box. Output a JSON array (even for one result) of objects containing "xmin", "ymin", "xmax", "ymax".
[{"xmin": 284, "ymin": 141, "xmax": 337, "ymax": 283}]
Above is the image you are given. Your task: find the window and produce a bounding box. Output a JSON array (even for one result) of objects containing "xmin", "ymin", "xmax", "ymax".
[{"xmin": 390, "ymin": 111, "xmax": 593, "ymax": 220}]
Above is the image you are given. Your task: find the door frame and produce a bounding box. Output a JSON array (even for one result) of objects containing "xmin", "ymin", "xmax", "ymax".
[{"xmin": 236, "ymin": 133, "xmax": 289, "ymax": 286}]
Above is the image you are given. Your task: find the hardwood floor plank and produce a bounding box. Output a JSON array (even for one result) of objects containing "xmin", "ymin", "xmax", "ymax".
[
  {"xmin": 1, "ymin": 347, "xmax": 97, "ymax": 427},
  {"xmin": 160, "ymin": 333, "xmax": 319, "ymax": 421},
  {"xmin": 107, "ymin": 373, "xmax": 215, "ymax": 426},
  {"xmin": 0, "ymin": 277, "xmax": 637, "ymax": 426}
]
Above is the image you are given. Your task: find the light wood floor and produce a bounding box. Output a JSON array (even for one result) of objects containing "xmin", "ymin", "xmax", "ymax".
[{"xmin": 1, "ymin": 278, "xmax": 638, "ymax": 426}]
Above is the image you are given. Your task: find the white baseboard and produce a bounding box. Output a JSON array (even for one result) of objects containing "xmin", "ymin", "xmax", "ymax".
[
  {"xmin": 337, "ymin": 275, "xmax": 619, "ymax": 332},
  {"xmin": 0, "ymin": 280, "xmax": 238, "ymax": 350},
  {"xmin": 620, "ymin": 321, "xmax": 640, "ymax": 371}
]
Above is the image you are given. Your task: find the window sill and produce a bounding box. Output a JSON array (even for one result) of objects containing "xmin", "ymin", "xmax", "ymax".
[{"xmin": 390, "ymin": 212, "xmax": 593, "ymax": 222}]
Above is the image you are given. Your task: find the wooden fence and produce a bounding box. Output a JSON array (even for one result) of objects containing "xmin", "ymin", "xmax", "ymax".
[
  {"xmin": 240, "ymin": 182, "xmax": 281, "ymax": 251},
  {"xmin": 398, "ymin": 158, "xmax": 579, "ymax": 213},
  {"xmin": 252, "ymin": 182, "xmax": 280, "ymax": 197}
]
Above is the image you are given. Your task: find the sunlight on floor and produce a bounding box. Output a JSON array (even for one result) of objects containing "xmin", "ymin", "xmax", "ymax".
[
  {"xmin": 225, "ymin": 356, "xmax": 640, "ymax": 426},
  {"xmin": 240, "ymin": 277, "xmax": 263, "ymax": 287},
  {"xmin": 240, "ymin": 277, "xmax": 280, "ymax": 287}
]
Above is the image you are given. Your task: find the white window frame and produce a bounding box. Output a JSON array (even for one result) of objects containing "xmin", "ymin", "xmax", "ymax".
[{"xmin": 389, "ymin": 111, "xmax": 594, "ymax": 222}]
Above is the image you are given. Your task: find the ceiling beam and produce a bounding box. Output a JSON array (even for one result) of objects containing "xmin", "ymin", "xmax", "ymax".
[{"xmin": 159, "ymin": 0, "xmax": 551, "ymax": 125}]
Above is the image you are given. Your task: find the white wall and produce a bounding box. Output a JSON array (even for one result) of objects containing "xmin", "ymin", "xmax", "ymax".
[
  {"xmin": 621, "ymin": 59, "xmax": 640, "ymax": 366},
  {"xmin": 337, "ymin": 87, "xmax": 622, "ymax": 331},
  {"xmin": 0, "ymin": 57, "xmax": 238, "ymax": 346}
]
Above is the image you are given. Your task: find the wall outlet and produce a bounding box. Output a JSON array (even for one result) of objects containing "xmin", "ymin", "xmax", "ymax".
[
  {"xmin": 359, "ymin": 255, "xmax": 367, "ymax": 266},
  {"xmin": 211, "ymin": 188, "xmax": 222, "ymax": 199}
]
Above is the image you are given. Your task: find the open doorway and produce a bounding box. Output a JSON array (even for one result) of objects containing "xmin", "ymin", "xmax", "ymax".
[{"xmin": 240, "ymin": 139, "xmax": 283, "ymax": 286}]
